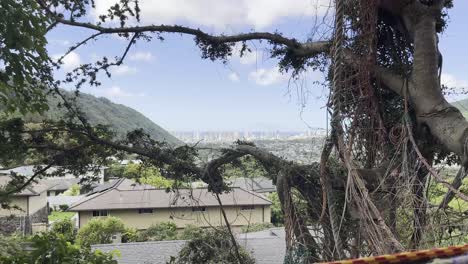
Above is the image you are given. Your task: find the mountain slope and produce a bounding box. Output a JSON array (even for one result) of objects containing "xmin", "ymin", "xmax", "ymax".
[
  {"xmin": 21, "ymin": 91, "xmax": 181, "ymax": 145},
  {"xmin": 452, "ymin": 98, "xmax": 468, "ymax": 118}
]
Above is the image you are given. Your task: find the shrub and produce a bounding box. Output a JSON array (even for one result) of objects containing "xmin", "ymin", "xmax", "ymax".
[
  {"xmin": 178, "ymin": 225, "xmax": 203, "ymax": 240},
  {"xmin": 50, "ymin": 218, "xmax": 76, "ymax": 242},
  {"xmin": 0, "ymin": 235, "xmax": 28, "ymax": 263},
  {"xmin": 122, "ymin": 228, "xmax": 138, "ymax": 243},
  {"xmin": 241, "ymin": 222, "xmax": 273, "ymax": 233},
  {"xmin": 0, "ymin": 232, "xmax": 117, "ymax": 264},
  {"xmin": 174, "ymin": 229, "xmax": 255, "ymax": 264},
  {"xmin": 63, "ymin": 184, "xmax": 80, "ymax": 196},
  {"xmin": 137, "ymin": 222, "xmax": 178, "ymax": 241},
  {"xmin": 268, "ymin": 192, "xmax": 284, "ymax": 226},
  {"xmin": 77, "ymin": 216, "xmax": 126, "ymax": 247},
  {"xmin": 58, "ymin": 204, "xmax": 70, "ymax": 211}
]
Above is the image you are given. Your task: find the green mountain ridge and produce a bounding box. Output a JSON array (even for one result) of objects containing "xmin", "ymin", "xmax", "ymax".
[
  {"xmin": 453, "ymin": 98, "xmax": 468, "ymax": 117},
  {"xmin": 19, "ymin": 91, "xmax": 181, "ymax": 145}
]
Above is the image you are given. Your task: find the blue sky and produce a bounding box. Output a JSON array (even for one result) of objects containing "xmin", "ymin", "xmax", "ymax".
[{"xmin": 45, "ymin": 0, "xmax": 467, "ymax": 132}]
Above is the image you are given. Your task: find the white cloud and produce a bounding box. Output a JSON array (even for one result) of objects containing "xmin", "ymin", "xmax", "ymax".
[
  {"xmin": 231, "ymin": 44, "xmax": 263, "ymax": 65},
  {"xmin": 49, "ymin": 39, "xmax": 71, "ymax": 46},
  {"xmin": 442, "ymin": 73, "xmax": 468, "ymax": 101},
  {"xmin": 228, "ymin": 72, "xmax": 240, "ymax": 82},
  {"xmin": 442, "ymin": 73, "xmax": 468, "ymax": 88},
  {"xmin": 53, "ymin": 51, "xmax": 81, "ymax": 71},
  {"xmin": 129, "ymin": 51, "xmax": 154, "ymax": 62},
  {"xmin": 91, "ymin": 86, "xmax": 145, "ymax": 98},
  {"xmin": 249, "ymin": 66, "xmax": 289, "ymax": 86},
  {"xmin": 94, "ymin": 0, "xmax": 332, "ymax": 29},
  {"xmin": 239, "ymin": 51, "xmax": 261, "ymax": 65},
  {"xmin": 110, "ymin": 65, "xmax": 138, "ymax": 76}
]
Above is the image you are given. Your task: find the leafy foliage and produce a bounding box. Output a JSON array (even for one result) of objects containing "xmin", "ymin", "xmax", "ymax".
[
  {"xmin": 0, "ymin": 231, "xmax": 117, "ymax": 264},
  {"xmin": 177, "ymin": 225, "xmax": 204, "ymax": 240},
  {"xmin": 0, "ymin": 0, "xmax": 52, "ymax": 113},
  {"xmin": 268, "ymin": 192, "xmax": 284, "ymax": 226},
  {"xmin": 109, "ymin": 163, "xmax": 174, "ymax": 188},
  {"xmin": 49, "ymin": 211, "xmax": 76, "ymax": 222},
  {"xmin": 51, "ymin": 218, "xmax": 76, "ymax": 242},
  {"xmin": 221, "ymin": 155, "xmax": 268, "ymax": 179},
  {"xmin": 64, "ymin": 184, "xmax": 81, "ymax": 196},
  {"xmin": 121, "ymin": 227, "xmax": 139, "ymax": 243},
  {"xmin": 174, "ymin": 229, "xmax": 255, "ymax": 264},
  {"xmin": 241, "ymin": 223, "xmax": 274, "ymax": 233},
  {"xmin": 0, "ymin": 235, "xmax": 29, "ymax": 263},
  {"xmin": 137, "ymin": 222, "xmax": 178, "ymax": 242},
  {"xmin": 77, "ymin": 216, "xmax": 126, "ymax": 247}
]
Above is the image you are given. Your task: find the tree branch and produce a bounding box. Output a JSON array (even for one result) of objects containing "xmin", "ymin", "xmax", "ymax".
[
  {"xmin": 3, "ymin": 163, "xmax": 54, "ymax": 196},
  {"xmin": 56, "ymin": 32, "xmax": 103, "ymax": 64},
  {"xmin": 38, "ymin": 1, "xmax": 330, "ymax": 59},
  {"xmin": 438, "ymin": 167, "xmax": 468, "ymax": 209},
  {"xmin": 375, "ymin": 66, "xmax": 408, "ymax": 96}
]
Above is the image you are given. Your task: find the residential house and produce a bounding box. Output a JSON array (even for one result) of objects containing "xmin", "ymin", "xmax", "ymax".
[
  {"xmin": 0, "ymin": 176, "xmax": 49, "ymax": 235},
  {"xmin": 48, "ymin": 195, "xmax": 83, "ymax": 211},
  {"xmin": 0, "ymin": 165, "xmax": 106, "ymax": 184},
  {"xmin": 40, "ymin": 178, "xmax": 80, "ymax": 196},
  {"xmin": 91, "ymin": 229, "xmax": 287, "ymax": 264},
  {"xmin": 69, "ymin": 178, "xmax": 271, "ymax": 230},
  {"xmin": 191, "ymin": 176, "xmax": 277, "ymax": 194}
]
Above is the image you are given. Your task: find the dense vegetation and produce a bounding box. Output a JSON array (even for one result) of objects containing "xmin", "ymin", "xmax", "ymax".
[
  {"xmin": 453, "ymin": 99, "xmax": 468, "ymax": 118},
  {"xmin": 0, "ymin": 228, "xmax": 117, "ymax": 264},
  {"xmin": 107, "ymin": 163, "xmax": 175, "ymax": 188},
  {"xmin": 173, "ymin": 229, "xmax": 255, "ymax": 264},
  {"xmin": 0, "ymin": 216, "xmax": 259, "ymax": 264}
]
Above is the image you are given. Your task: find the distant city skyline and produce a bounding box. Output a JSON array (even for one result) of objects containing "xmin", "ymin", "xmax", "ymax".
[{"xmin": 172, "ymin": 129, "xmax": 326, "ymax": 143}]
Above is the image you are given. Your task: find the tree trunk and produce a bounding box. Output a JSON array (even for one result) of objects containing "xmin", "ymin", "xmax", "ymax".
[{"xmin": 408, "ymin": 6, "xmax": 468, "ymax": 159}]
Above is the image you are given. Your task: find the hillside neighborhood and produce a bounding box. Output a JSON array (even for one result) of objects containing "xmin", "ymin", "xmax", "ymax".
[{"xmin": 0, "ymin": 164, "xmax": 278, "ymax": 262}]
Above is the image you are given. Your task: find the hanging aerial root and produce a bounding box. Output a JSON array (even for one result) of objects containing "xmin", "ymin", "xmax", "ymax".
[{"xmin": 329, "ymin": 0, "xmax": 404, "ymax": 254}]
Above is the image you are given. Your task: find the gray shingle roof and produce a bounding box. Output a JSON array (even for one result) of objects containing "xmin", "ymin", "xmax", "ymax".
[
  {"xmin": 69, "ymin": 179, "xmax": 271, "ymax": 211},
  {"xmin": 228, "ymin": 177, "xmax": 276, "ymax": 193},
  {"xmin": 92, "ymin": 236, "xmax": 286, "ymax": 264},
  {"xmin": 48, "ymin": 195, "xmax": 84, "ymax": 208},
  {"xmin": 0, "ymin": 175, "xmax": 49, "ymax": 196},
  {"xmin": 0, "ymin": 165, "xmax": 75, "ymax": 178},
  {"xmin": 40, "ymin": 178, "xmax": 80, "ymax": 191}
]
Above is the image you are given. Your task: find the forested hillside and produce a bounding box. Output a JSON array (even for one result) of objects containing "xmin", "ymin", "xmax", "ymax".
[
  {"xmin": 453, "ymin": 99, "xmax": 468, "ymax": 117},
  {"xmin": 13, "ymin": 91, "xmax": 181, "ymax": 145}
]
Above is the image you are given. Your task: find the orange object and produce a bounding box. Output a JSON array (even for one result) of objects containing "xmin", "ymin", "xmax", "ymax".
[{"xmin": 319, "ymin": 245, "xmax": 468, "ymax": 264}]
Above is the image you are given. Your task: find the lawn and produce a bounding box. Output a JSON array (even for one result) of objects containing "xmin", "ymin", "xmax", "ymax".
[{"xmin": 48, "ymin": 211, "xmax": 76, "ymax": 222}]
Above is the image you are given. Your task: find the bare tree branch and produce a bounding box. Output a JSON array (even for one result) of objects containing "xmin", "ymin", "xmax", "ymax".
[{"xmin": 36, "ymin": 0, "xmax": 330, "ymax": 58}]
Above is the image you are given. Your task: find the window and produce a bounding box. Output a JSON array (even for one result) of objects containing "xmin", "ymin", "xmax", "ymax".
[
  {"xmin": 241, "ymin": 205, "xmax": 255, "ymax": 211},
  {"xmin": 192, "ymin": 207, "xmax": 206, "ymax": 212},
  {"xmin": 138, "ymin": 208, "xmax": 153, "ymax": 214},
  {"xmin": 92, "ymin": 210, "xmax": 109, "ymax": 217}
]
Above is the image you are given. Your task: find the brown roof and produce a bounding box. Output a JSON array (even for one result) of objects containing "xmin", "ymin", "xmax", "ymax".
[
  {"xmin": 69, "ymin": 179, "xmax": 271, "ymax": 211},
  {"xmin": 0, "ymin": 175, "xmax": 49, "ymax": 196}
]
